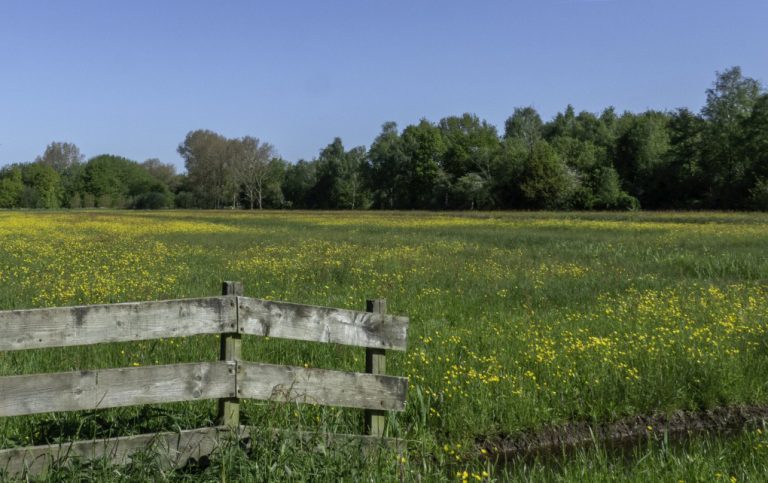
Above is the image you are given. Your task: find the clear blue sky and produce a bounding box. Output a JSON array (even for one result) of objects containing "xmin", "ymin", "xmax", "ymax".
[{"xmin": 1, "ymin": 0, "xmax": 766, "ymax": 171}]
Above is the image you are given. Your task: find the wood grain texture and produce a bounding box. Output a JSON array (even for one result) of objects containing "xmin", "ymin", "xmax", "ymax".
[
  {"xmin": 0, "ymin": 425, "xmax": 405, "ymax": 477},
  {"xmin": 0, "ymin": 296, "xmax": 237, "ymax": 352},
  {"xmin": 0, "ymin": 426, "xmax": 236, "ymax": 477},
  {"xmin": 0, "ymin": 362, "xmax": 236, "ymax": 417},
  {"xmin": 237, "ymin": 297, "xmax": 408, "ymax": 350},
  {"xmin": 238, "ymin": 361, "xmax": 407, "ymax": 411}
]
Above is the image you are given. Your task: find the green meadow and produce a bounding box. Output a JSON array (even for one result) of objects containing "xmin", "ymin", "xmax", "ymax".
[{"xmin": 1, "ymin": 210, "xmax": 767, "ymax": 481}]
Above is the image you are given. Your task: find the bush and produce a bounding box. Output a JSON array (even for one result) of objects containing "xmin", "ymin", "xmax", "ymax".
[
  {"xmin": 612, "ymin": 192, "xmax": 641, "ymax": 211},
  {"xmin": 133, "ymin": 192, "xmax": 168, "ymax": 210}
]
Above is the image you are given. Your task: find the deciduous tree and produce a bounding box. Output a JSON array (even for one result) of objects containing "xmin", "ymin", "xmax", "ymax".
[
  {"xmin": 177, "ymin": 130, "xmax": 231, "ymax": 208},
  {"xmin": 35, "ymin": 142, "xmax": 84, "ymax": 173},
  {"xmin": 232, "ymin": 136, "xmax": 277, "ymax": 209}
]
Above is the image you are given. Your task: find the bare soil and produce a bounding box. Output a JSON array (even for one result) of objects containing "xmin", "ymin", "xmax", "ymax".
[{"xmin": 480, "ymin": 405, "xmax": 768, "ymax": 461}]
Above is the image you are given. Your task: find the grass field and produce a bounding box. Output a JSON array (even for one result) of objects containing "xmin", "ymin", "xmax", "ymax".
[{"xmin": 1, "ymin": 210, "xmax": 767, "ymax": 481}]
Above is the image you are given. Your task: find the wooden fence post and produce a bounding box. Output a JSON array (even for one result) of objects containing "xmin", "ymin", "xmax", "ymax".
[
  {"xmin": 218, "ymin": 281, "xmax": 243, "ymax": 427},
  {"xmin": 365, "ymin": 298, "xmax": 387, "ymax": 437}
]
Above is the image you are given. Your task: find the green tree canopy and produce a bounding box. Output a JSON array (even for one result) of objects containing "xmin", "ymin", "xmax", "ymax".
[
  {"xmin": 34, "ymin": 141, "xmax": 84, "ymax": 173},
  {"xmin": 178, "ymin": 130, "xmax": 231, "ymax": 208},
  {"xmin": 504, "ymin": 107, "xmax": 543, "ymax": 150},
  {"xmin": 0, "ymin": 165, "xmax": 24, "ymax": 208},
  {"xmin": 519, "ymin": 140, "xmax": 573, "ymax": 209},
  {"xmin": 22, "ymin": 163, "xmax": 61, "ymax": 209},
  {"xmin": 84, "ymin": 155, "xmax": 170, "ymax": 208}
]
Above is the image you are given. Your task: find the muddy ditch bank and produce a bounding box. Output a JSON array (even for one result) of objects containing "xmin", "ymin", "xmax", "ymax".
[{"xmin": 480, "ymin": 405, "xmax": 768, "ymax": 461}]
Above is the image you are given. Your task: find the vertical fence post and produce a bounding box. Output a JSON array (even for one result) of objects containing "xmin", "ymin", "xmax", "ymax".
[
  {"xmin": 364, "ymin": 298, "xmax": 387, "ymax": 437},
  {"xmin": 218, "ymin": 281, "xmax": 243, "ymax": 427}
]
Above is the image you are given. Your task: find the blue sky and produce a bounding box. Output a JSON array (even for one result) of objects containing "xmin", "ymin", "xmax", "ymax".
[{"xmin": 1, "ymin": 0, "xmax": 766, "ymax": 170}]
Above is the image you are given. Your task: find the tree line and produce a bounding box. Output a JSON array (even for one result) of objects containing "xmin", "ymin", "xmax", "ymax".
[{"xmin": 1, "ymin": 67, "xmax": 766, "ymax": 211}]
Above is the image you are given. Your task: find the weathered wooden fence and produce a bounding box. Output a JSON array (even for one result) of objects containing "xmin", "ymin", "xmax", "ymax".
[{"xmin": 0, "ymin": 282, "xmax": 409, "ymax": 476}]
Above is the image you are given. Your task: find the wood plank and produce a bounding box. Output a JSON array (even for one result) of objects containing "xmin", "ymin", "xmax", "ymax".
[
  {"xmin": 238, "ymin": 361, "xmax": 408, "ymax": 411},
  {"xmin": 237, "ymin": 297, "xmax": 408, "ymax": 351},
  {"xmin": 0, "ymin": 362, "xmax": 236, "ymax": 417},
  {"xmin": 0, "ymin": 296, "xmax": 237, "ymax": 352},
  {"xmin": 0, "ymin": 425, "xmax": 405, "ymax": 477},
  {"xmin": 0, "ymin": 426, "xmax": 236, "ymax": 477}
]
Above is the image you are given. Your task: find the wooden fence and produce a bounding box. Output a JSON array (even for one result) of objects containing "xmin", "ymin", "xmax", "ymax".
[{"xmin": 0, "ymin": 282, "xmax": 409, "ymax": 476}]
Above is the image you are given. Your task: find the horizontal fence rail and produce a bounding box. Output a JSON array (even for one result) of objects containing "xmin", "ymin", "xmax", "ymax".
[
  {"xmin": 238, "ymin": 298, "xmax": 408, "ymax": 351},
  {"xmin": 0, "ymin": 283, "xmax": 409, "ymax": 476},
  {"xmin": 0, "ymin": 297, "xmax": 236, "ymax": 352},
  {"xmin": 0, "ymin": 362, "xmax": 407, "ymax": 417},
  {"xmin": 0, "ymin": 362, "xmax": 236, "ymax": 417},
  {"xmin": 0, "ymin": 426, "xmax": 233, "ymax": 477},
  {"xmin": 238, "ymin": 362, "xmax": 408, "ymax": 411},
  {"xmin": 0, "ymin": 425, "xmax": 406, "ymax": 477},
  {"xmin": 0, "ymin": 297, "xmax": 408, "ymax": 352}
]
